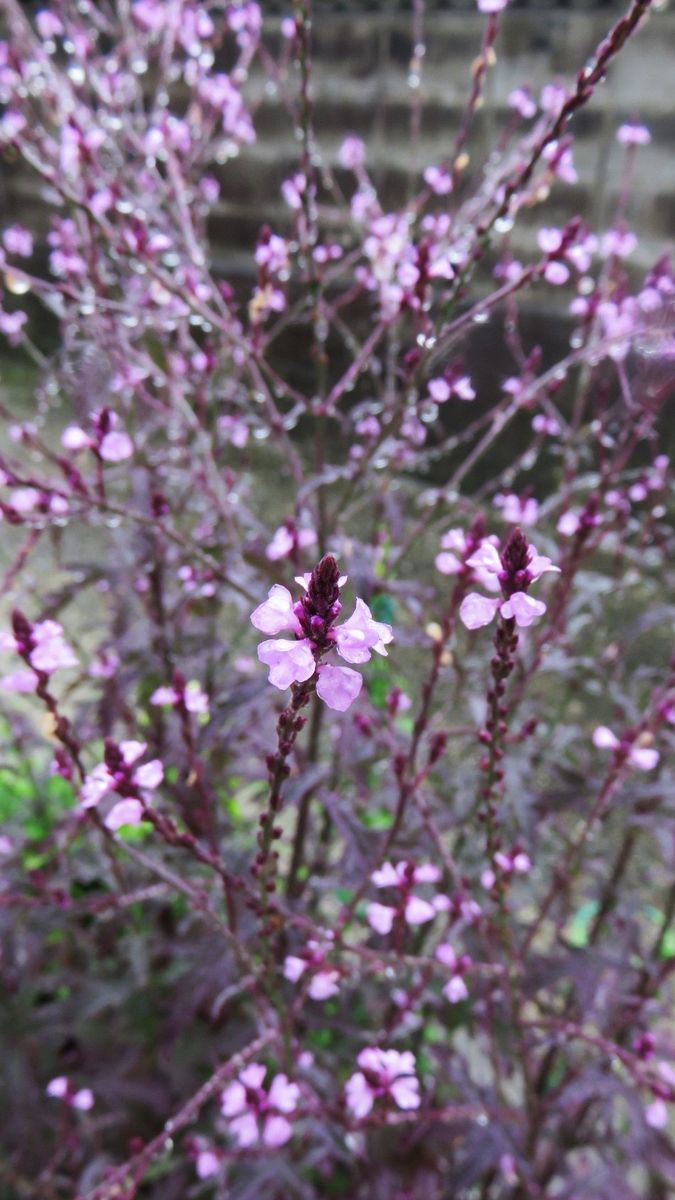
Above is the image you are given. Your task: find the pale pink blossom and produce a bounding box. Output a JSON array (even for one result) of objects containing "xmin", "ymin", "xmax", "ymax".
[
  {"xmin": 3, "ymin": 225, "xmax": 33, "ymax": 257},
  {"xmin": 46, "ymin": 1076, "xmax": 69, "ymax": 1099},
  {"xmin": 459, "ymin": 594, "xmax": 501, "ymax": 630},
  {"xmin": 544, "ymin": 261, "xmax": 569, "ymax": 286},
  {"xmin": 258, "ymin": 638, "xmax": 316, "ymax": 689},
  {"xmin": 494, "ymin": 493, "xmax": 539, "ymax": 527},
  {"xmin": 600, "ymin": 229, "xmax": 637, "ymax": 260},
  {"xmin": 316, "ymin": 663, "xmax": 362, "ymax": 711},
  {"xmin": 617, "ymin": 123, "xmax": 650, "ymax": 146},
  {"xmin": 423, "ymin": 165, "xmax": 452, "ymax": 195},
  {"xmin": 36, "ymin": 10, "xmax": 65, "ymax": 39},
  {"xmin": 334, "ymin": 598, "xmax": 393, "ymax": 663},
  {"xmin": 62, "ymin": 425, "xmax": 93, "ymax": 451},
  {"xmin": 477, "ymin": 0, "xmax": 509, "ymax": 11},
  {"xmin": 105, "ymin": 799, "xmax": 144, "ymax": 830},
  {"xmin": 150, "ymin": 680, "xmax": 209, "ymax": 715},
  {"xmin": 99, "ymin": 430, "xmax": 134, "ymax": 462},
  {"xmin": 339, "ymin": 135, "xmax": 366, "ymax": 170},
  {"xmin": 29, "ymin": 621, "xmax": 78, "ymax": 674},
  {"xmin": 283, "ymin": 952, "xmax": 340, "ymax": 1000},
  {"xmin": 345, "ymin": 1048, "xmax": 420, "ymax": 1119},
  {"xmin": 251, "ymin": 585, "xmax": 301, "ymax": 636},
  {"xmin": 46, "ymin": 1076, "xmax": 94, "ymax": 1110},
  {"xmin": 72, "ymin": 1088, "xmax": 95, "ymax": 1111},
  {"xmin": 1, "ymin": 669, "xmax": 37, "ymax": 693},
  {"xmin": 593, "ymin": 726, "xmax": 659, "ymax": 770},
  {"xmin": 500, "ymin": 592, "xmax": 547, "ymax": 627},
  {"xmin": 557, "ymin": 510, "xmax": 581, "ymax": 536},
  {"xmin": 80, "ymin": 742, "xmax": 163, "ymax": 821},
  {"xmin": 221, "ymin": 1063, "xmax": 299, "ymax": 1148},
  {"xmin": 508, "ymin": 87, "xmax": 536, "ymax": 119},
  {"xmin": 645, "ymin": 1098, "xmax": 668, "ymax": 1129},
  {"xmin": 366, "ymin": 901, "xmax": 396, "ymax": 935},
  {"xmin": 266, "ymin": 524, "xmax": 317, "ymax": 562},
  {"xmin": 196, "ymin": 1149, "xmax": 220, "ymax": 1179},
  {"xmin": 436, "ymin": 944, "xmax": 470, "ymax": 1003}
]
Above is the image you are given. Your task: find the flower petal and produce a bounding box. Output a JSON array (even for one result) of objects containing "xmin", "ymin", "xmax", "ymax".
[
  {"xmin": 459, "ymin": 593, "xmax": 500, "ymax": 630},
  {"xmin": 316, "ymin": 663, "xmax": 362, "ymax": 711}
]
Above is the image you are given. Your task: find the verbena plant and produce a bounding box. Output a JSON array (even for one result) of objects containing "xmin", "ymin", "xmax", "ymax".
[{"xmin": 0, "ymin": 1, "xmax": 673, "ymax": 1196}]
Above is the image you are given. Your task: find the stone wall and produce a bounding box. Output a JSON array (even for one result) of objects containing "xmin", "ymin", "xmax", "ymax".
[{"xmin": 1, "ymin": 2, "xmax": 673, "ymax": 283}]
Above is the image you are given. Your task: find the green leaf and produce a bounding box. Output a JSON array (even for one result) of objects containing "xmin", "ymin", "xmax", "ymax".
[
  {"xmin": 360, "ymin": 808, "xmax": 393, "ymax": 830},
  {"xmin": 117, "ymin": 821, "xmax": 153, "ymax": 842},
  {"xmin": 370, "ymin": 593, "xmax": 396, "ymax": 624},
  {"xmin": 564, "ymin": 900, "xmax": 599, "ymax": 948}
]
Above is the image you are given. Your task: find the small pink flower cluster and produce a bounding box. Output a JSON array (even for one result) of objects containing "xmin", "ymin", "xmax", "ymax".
[
  {"xmin": 435, "ymin": 943, "xmax": 471, "ymax": 1003},
  {"xmin": 250, "ymin": 555, "xmax": 393, "ymax": 712},
  {"xmin": 283, "ymin": 934, "xmax": 340, "ymax": 1001},
  {"xmin": 367, "ymin": 861, "xmax": 447, "ymax": 935},
  {"xmin": 1, "ymin": 611, "xmax": 78, "ymax": 692},
  {"xmin": 62, "ymin": 408, "xmax": 134, "ymax": 464},
  {"xmin": 265, "ymin": 521, "xmax": 317, "ymax": 563},
  {"xmin": 150, "ymin": 676, "xmax": 209, "ymax": 716},
  {"xmin": 80, "ymin": 739, "xmax": 163, "ymax": 830},
  {"xmin": 46, "ymin": 1076, "xmax": 94, "ymax": 1111},
  {"xmin": 345, "ymin": 1048, "xmax": 420, "ymax": 1119},
  {"xmin": 459, "ymin": 533, "xmax": 559, "ymax": 631},
  {"xmin": 593, "ymin": 726, "xmax": 659, "ymax": 772},
  {"xmin": 494, "ymin": 492, "xmax": 539, "ymax": 528},
  {"xmin": 221, "ymin": 1063, "xmax": 300, "ymax": 1148},
  {"xmin": 434, "ymin": 522, "xmax": 499, "ymax": 584},
  {"xmin": 481, "ymin": 846, "xmax": 532, "ymax": 892}
]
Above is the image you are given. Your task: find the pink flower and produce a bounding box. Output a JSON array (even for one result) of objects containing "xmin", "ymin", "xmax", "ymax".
[
  {"xmin": 3, "ymin": 225, "xmax": 33, "ymax": 257},
  {"xmin": 367, "ymin": 861, "xmax": 443, "ymax": 932},
  {"xmin": 345, "ymin": 1048, "xmax": 420, "ymax": 1119},
  {"xmin": 460, "ymin": 535, "xmax": 559, "ymax": 630},
  {"xmin": 600, "ymin": 229, "xmax": 637, "ymax": 260},
  {"xmin": 80, "ymin": 740, "xmax": 163, "ymax": 824},
  {"xmin": 334, "ymin": 598, "xmax": 393, "ymax": 663},
  {"xmin": 499, "ymin": 592, "xmax": 546, "ymax": 627},
  {"xmin": 494, "ymin": 493, "xmax": 539, "ymax": 527},
  {"xmin": 99, "ymin": 430, "xmax": 134, "ymax": 462},
  {"xmin": 436, "ymin": 944, "xmax": 470, "ymax": 1003},
  {"xmin": 46, "ymin": 1076, "xmax": 94, "ymax": 1110},
  {"xmin": 593, "ymin": 726, "xmax": 659, "ymax": 771},
  {"xmin": 508, "ymin": 87, "xmax": 536, "ymax": 119},
  {"xmin": 266, "ymin": 523, "xmax": 317, "ymax": 562},
  {"xmin": 221, "ymin": 1063, "xmax": 300, "ymax": 1148},
  {"xmin": 477, "ymin": 0, "xmax": 509, "ymax": 11},
  {"xmin": 46, "ymin": 1076, "xmax": 69, "ymax": 1098},
  {"xmin": 428, "ymin": 374, "xmax": 474, "ymax": 403},
  {"xmin": 645, "ymin": 1098, "xmax": 668, "ymax": 1129},
  {"xmin": 29, "ymin": 621, "xmax": 78, "ymax": 674},
  {"xmin": 617, "ymin": 123, "xmax": 650, "ymax": 146},
  {"xmin": 423, "ymin": 165, "xmax": 452, "ymax": 195},
  {"xmin": 150, "ymin": 679, "xmax": 209, "ymax": 715},
  {"xmin": 315, "ymin": 663, "xmax": 362, "ymax": 711},
  {"xmin": 258, "ymin": 638, "xmax": 316, "ymax": 689},
  {"xmin": 459, "ymin": 594, "xmax": 501, "ymax": 630},
  {"xmin": 62, "ymin": 425, "xmax": 93, "ymax": 451},
  {"xmin": 196, "ymin": 1149, "xmax": 220, "ymax": 1179},
  {"xmin": 557, "ymin": 510, "xmax": 581, "ymax": 536},
  {"xmin": 251, "ymin": 558, "xmax": 393, "ymax": 710},
  {"xmin": 1, "ymin": 669, "xmax": 37, "ymax": 693},
  {"xmin": 105, "ymin": 798, "xmax": 144, "ymax": 831},
  {"xmin": 283, "ymin": 941, "xmax": 340, "ymax": 1000},
  {"xmin": 366, "ymin": 901, "xmax": 396, "ymax": 935},
  {"xmin": 251, "ymin": 585, "xmax": 301, "ymax": 636},
  {"xmin": 339, "ymin": 135, "xmax": 366, "ymax": 170}
]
